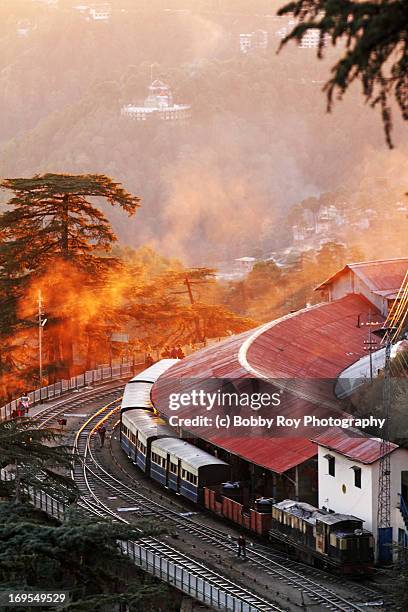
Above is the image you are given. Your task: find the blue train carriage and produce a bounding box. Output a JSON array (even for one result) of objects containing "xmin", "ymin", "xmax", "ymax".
[
  {"xmin": 270, "ymin": 500, "xmax": 374, "ymax": 574},
  {"xmin": 121, "ymin": 409, "xmax": 175, "ymax": 472},
  {"xmin": 150, "ymin": 438, "xmax": 231, "ymax": 503},
  {"xmin": 121, "ymin": 359, "xmax": 178, "ymax": 414}
]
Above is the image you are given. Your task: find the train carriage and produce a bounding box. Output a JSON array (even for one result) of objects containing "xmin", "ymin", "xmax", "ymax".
[
  {"xmin": 121, "ymin": 359, "xmax": 177, "ymax": 414},
  {"xmin": 121, "ymin": 409, "xmax": 175, "ymax": 472},
  {"xmin": 150, "ymin": 437, "xmax": 230, "ymax": 503}
]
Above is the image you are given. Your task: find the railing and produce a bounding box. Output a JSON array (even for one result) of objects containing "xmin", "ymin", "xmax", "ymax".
[
  {"xmin": 0, "ymin": 469, "xmax": 66, "ymax": 521},
  {"xmin": 120, "ymin": 540, "xmax": 260, "ymax": 612},
  {"xmin": 0, "ymin": 361, "xmax": 142, "ymax": 422}
]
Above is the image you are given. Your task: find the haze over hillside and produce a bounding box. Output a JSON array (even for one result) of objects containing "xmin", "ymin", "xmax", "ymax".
[{"xmin": 1, "ymin": 0, "xmax": 407, "ymax": 264}]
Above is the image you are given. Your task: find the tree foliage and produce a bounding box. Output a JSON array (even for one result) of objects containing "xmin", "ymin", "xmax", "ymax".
[
  {"xmin": 0, "ymin": 174, "xmax": 140, "ymax": 275},
  {"xmin": 278, "ymin": 0, "xmax": 408, "ymax": 147},
  {"xmin": 0, "ymin": 418, "xmax": 77, "ymax": 503},
  {"xmin": 0, "ymin": 174, "xmax": 140, "ymax": 386},
  {"xmin": 0, "ymin": 503, "xmax": 178, "ymax": 612}
]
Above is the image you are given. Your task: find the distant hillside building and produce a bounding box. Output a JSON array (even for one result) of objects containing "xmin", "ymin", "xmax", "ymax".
[
  {"xmin": 72, "ymin": 3, "xmax": 111, "ymax": 21},
  {"xmin": 89, "ymin": 3, "xmax": 111, "ymax": 21},
  {"xmin": 239, "ymin": 30, "xmax": 268, "ymax": 53},
  {"xmin": 299, "ymin": 28, "xmax": 329, "ymax": 49},
  {"xmin": 121, "ymin": 80, "xmax": 191, "ymax": 122}
]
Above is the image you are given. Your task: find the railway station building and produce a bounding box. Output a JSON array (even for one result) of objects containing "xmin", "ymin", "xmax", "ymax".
[
  {"xmin": 315, "ymin": 431, "xmax": 408, "ymax": 553},
  {"xmin": 151, "ymin": 257, "xmax": 408, "ymax": 556}
]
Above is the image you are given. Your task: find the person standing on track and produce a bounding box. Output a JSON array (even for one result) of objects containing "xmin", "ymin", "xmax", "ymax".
[
  {"xmin": 98, "ymin": 425, "xmax": 107, "ymax": 448},
  {"xmin": 237, "ymin": 534, "xmax": 247, "ymax": 558}
]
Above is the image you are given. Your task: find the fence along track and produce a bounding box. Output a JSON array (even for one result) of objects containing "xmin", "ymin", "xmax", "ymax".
[{"xmin": 0, "ymin": 361, "xmax": 139, "ymax": 421}]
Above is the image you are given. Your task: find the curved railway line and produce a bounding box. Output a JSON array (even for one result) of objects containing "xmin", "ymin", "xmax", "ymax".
[
  {"xmin": 69, "ymin": 401, "xmax": 389, "ymax": 612},
  {"xmin": 72, "ymin": 401, "xmax": 280, "ymax": 612}
]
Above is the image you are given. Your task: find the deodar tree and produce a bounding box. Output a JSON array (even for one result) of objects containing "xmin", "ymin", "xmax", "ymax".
[
  {"xmin": 278, "ymin": 0, "xmax": 408, "ymax": 147},
  {"xmin": 0, "ymin": 174, "xmax": 140, "ymax": 382}
]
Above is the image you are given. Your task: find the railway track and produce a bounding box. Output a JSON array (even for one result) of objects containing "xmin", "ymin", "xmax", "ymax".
[
  {"xmin": 107, "ymin": 420, "xmax": 387, "ymax": 610},
  {"xmin": 72, "ymin": 403, "xmax": 387, "ymax": 612},
  {"xmin": 72, "ymin": 403, "xmax": 283, "ymax": 612},
  {"xmin": 32, "ymin": 380, "xmax": 126, "ymax": 428}
]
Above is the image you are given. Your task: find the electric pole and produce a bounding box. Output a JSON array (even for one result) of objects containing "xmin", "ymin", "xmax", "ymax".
[
  {"xmin": 374, "ymin": 269, "xmax": 408, "ymax": 562},
  {"xmin": 376, "ymin": 327, "xmax": 392, "ymax": 562},
  {"xmin": 363, "ymin": 311, "xmax": 379, "ymax": 381},
  {"xmin": 38, "ymin": 290, "xmax": 43, "ymax": 387},
  {"xmin": 38, "ymin": 290, "xmax": 47, "ymax": 388},
  {"xmin": 184, "ymin": 275, "xmax": 202, "ymax": 343}
]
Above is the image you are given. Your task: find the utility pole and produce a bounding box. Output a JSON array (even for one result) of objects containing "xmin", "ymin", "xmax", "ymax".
[
  {"xmin": 184, "ymin": 275, "xmax": 202, "ymax": 343},
  {"xmin": 363, "ymin": 311, "xmax": 379, "ymax": 381},
  {"xmin": 373, "ymin": 269, "xmax": 408, "ymax": 563},
  {"xmin": 38, "ymin": 290, "xmax": 43, "ymax": 388},
  {"xmin": 38, "ymin": 290, "xmax": 47, "ymax": 389},
  {"xmin": 184, "ymin": 275, "xmax": 195, "ymax": 305},
  {"xmin": 376, "ymin": 326, "xmax": 392, "ymax": 562}
]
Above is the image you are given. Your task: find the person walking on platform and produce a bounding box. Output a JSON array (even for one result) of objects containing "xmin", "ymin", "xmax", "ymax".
[
  {"xmin": 237, "ymin": 534, "xmax": 247, "ymax": 558},
  {"xmin": 17, "ymin": 393, "xmax": 29, "ymax": 417}
]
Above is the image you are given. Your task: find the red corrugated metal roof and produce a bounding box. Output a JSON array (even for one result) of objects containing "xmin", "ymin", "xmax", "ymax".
[
  {"xmin": 350, "ymin": 259, "xmax": 408, "ymax": 292},
  {"xmin": 316, "ymin": 258, "xmax": 408, "ymax": 294},
  {"xmin": 314, "ymin": 429, "xmax": 398, "ymax": 464},
  {"xmin": 152, "ymin": 294, "xmax": 385, "ymax": 474},
  {"xmin": 211, "ymin": 437, "xmax": 317, "ymax": 474}
]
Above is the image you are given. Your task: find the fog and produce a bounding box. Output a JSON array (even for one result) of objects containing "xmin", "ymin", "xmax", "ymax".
[{"xmin": 1, "ymin": 0, "xmax": 407, "ymax": 265}]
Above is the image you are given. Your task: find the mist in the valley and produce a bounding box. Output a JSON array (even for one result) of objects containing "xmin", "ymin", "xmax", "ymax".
[{"xmin": 1, "ymin": 0, "xmax": 407, "ymax": 265}]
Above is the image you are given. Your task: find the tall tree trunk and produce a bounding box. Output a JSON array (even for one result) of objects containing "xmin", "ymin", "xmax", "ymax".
[{"xmin": 61, "ymin": 194, "xmax": 69, "ymax": 258}]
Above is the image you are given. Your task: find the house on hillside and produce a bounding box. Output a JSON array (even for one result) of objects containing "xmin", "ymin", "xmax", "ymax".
[{"xmin": 315, "ymin": 258, "xmax": 408, "ymax": 316}]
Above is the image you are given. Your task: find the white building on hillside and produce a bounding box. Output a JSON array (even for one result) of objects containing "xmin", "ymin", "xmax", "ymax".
[
  {"xmin": 299, "ymin": 28, "xmax": 329, "ymax": 49},
  {"xmin": 121, "ymin": 80, "xmax": 191, "ymax": 122},
  {"xmin": 315, "ymin": 431, "xmax": 408, "ymax": 559},
  {"xmin": 240, "ymin": 30, "xmax": 268, "ymax": 53},
  {"xmin": 89, "ymin": 3, "xmax": 111, "ymax": 21}
]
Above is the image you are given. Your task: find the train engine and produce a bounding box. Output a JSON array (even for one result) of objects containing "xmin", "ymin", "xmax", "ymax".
[{"xmin": 270, "ymin": 499, "xmax": 374, "ymax": 574}]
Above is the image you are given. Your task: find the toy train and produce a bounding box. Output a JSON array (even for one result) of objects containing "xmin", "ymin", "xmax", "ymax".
[
  {"xmin": 119, "ymin": 360, "xmax": 374, "ymax": 574},
  {"xmin": 121, "ymin": 408, "xmax": 230, "ymax": 503}
]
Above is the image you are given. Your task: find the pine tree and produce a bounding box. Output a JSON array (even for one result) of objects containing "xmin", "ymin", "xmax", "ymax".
[
  {"xmin": 278, "ymin": 0, "xmax": 408, "ymax": 147},
  {"xmin": 0, "ymin": 173, "xmax": 140, "ymax": 275},
  {"xmin": 0, "ymin": 174, "xmax": 140, "ymax": 380},
  {"xmin": 0, "ymin": 418, "xmax": 77, "ymax": 503},
  {"xmin": 0, "ymin": 503, "xmax": 178, "ymax": 612}
]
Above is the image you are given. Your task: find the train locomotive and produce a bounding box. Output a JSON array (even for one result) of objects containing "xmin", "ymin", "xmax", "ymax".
[
  {"xmin": 270, "ymin": 500, "xmax": 374, "ymax": 574},
  {"xmin": 119, "ymin": 359, "xmax": 374, "ymax": 574}
]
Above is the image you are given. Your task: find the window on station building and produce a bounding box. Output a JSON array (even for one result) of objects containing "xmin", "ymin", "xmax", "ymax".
[
  {"xmin": 325, "ymin": 454, "xmax": 335, "ymax": 477},
  {"xmin": 352, "ymin": 466, "xmax": 362, "ymax": 488}
]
